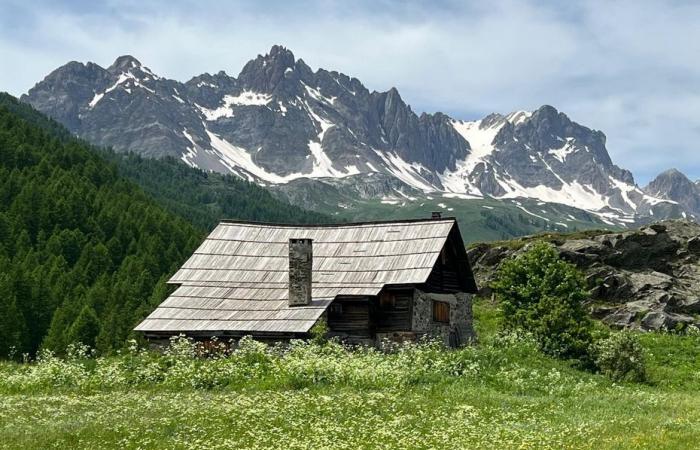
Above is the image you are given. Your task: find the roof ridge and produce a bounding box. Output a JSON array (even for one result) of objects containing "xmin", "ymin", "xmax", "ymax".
[{"xmin": 218, "ymin": 217, "xmax": 457, "ymax": 227}]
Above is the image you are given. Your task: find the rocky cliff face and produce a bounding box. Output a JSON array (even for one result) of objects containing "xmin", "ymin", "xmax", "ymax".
[
  {"xmin": 22, "ymin": 45, "xmax": 696, "ymax": 225},
  {"xmin": 468, "ymin": 220, "xmax": 700, "ymax": 331}
]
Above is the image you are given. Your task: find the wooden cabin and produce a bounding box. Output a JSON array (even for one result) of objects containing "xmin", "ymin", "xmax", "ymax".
[{"xmin": 135, "ymin": 216, "xmax": 478, "ymax": 347}]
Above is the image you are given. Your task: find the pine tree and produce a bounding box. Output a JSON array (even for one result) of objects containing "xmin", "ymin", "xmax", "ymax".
[
  {"xmin": 66, "ymin": 305, "xmax": 101, "ymax": 348},
  {"xmin": 0, "ymin": 274, "xmax": 27, "ymax": 357}
]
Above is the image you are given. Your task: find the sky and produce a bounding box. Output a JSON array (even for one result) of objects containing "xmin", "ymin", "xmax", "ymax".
[{"xmin": 1, "ymin": 0, "xmax": 698, "ymax": 184}]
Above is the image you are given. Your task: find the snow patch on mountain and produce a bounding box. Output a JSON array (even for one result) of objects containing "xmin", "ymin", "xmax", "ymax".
[
  {"xmin": 440, "ymin": 117, "xmax": 506, "ymax": 195},
  {"xmin": 302, "ymin": 82, "xmax": 336, "ymax": 105},
  {"xmin": 549, "ymin": 138, "xmax": 576, "ymax": 163},
  {"xmin": 88, "ymin": 70, "xmax": 158, "ymax": 108},
  {"xmin": 505, "ymin": 110, "xmax": 532, "ymax": 125},
  {"xmin": 499, "ymin": 177, "xmax": 609, "ymax": 211},
  {"xmin": 227, "ymin": 91, "xmax": 272, "ymax": 106},
  {"xmin": 373, "ymin": 150, "xmax": 436, "ymax": 192},
  {"xmin": 197, "ymin": 91, "xmax": 273, "ymax": 121},
  {"xmin": 206, "ymin": 129, "xmax": 295, "ymax": 183},
  {"xmin": 180, "ymin": 129, "xmax": 199, "ymax": 169}
]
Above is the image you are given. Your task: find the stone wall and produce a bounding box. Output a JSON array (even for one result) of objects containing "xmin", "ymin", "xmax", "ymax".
[{"xmin": 411, "ymin": 290, "xmax": 474, "ymax": 347}]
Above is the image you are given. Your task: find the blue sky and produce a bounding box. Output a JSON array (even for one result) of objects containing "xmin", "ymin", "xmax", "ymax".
[{"xmin": 2, "ymin": 0, "xmax": 698, "ymax": 184}]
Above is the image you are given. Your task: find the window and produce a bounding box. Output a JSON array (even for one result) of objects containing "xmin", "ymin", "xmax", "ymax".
[
  {"xmin": 433, "ymin": 301, "xmax": 450, "ymax": 323},
  {"xmin": 330, "ymin": 303, "xmax": 343, "ymax": 314},
  {"xmin": 379, "ymin": 292, "xmax": 395, "ymax": 309}
]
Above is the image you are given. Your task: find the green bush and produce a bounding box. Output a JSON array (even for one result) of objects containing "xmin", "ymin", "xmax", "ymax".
[
  {"xmin": 593, "ymin": 331, "xmax": 647, "ymax": 382},
  {"xmin": 491, "ymin": 242, "xmax": 593, "ymax": 361}
]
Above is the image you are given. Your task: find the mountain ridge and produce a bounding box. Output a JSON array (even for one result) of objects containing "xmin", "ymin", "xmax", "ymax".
[{"xmin": 21, "ymin": 45, "xmax": 699, "ymax": 226}]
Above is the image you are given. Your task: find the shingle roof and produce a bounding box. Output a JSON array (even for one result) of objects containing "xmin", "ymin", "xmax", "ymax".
[{"xmin": 135, "ymin": 218, "xmax": 464, "ymax": 334}]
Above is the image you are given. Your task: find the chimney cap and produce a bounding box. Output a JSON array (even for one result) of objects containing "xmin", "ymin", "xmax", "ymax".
[{"xmin": 431, "ymin": 211, "xmax": 442, "ymax": 219}]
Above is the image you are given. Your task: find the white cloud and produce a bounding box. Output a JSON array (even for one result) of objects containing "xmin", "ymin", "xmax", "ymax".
[{"xmin": 0, "ymin": 0, "xmax": 698, "ymax": 183}]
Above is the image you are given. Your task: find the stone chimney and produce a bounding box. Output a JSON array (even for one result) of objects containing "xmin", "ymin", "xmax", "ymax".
[
  {"xmin": 431, "ymin": 211, "xmax": 442, "ymax": 219},
  {"xmin": 289, "ymin": 238, "xmax": 312, "ymax": 306}
]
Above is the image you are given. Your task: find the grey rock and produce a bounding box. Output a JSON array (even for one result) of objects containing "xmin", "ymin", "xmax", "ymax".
[
  {"xmin": 602, "ymin": 311, "xmax": 635, "ymax": 328},
  {"xmin": 641, "ymin": 311, "xmax": 695, "ymax": 331},
  {"xmin": 627, "ymin": 271, "xmax": 673, "ymax": 292},
  {"xmin": 688, "ymin": 237, "xmax": 700, "ymax": 254},
  {"xmin": 673, "ymin": 297, "xmax": 700, "ymax": 314},
  {"xmin": 469, "ymin": 219, "xmax": 700, "ymax": 330}
]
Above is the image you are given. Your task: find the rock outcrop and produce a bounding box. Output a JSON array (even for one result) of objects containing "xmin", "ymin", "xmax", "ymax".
[{"xmin": 468, "ymin": 219, "xmax": 700, "ymax": 331}]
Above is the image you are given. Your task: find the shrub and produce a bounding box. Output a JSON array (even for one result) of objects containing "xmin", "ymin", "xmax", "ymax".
[
  {"xmin": 491, "ymin": 241, "xmax": 593, "ymax": 360},
  {"xmin": 593, "ymin": 331, "xmax": 646, "ymax": 382},
  {"xmin": 309, "ymin": 318, "xmax": 329, "ymax": 345}
]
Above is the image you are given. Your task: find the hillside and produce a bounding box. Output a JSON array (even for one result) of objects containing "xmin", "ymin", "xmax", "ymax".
[
  {"xmin": 100, "ymin": 152, "xmax": 332, "ymax": 230},
  {"xmin": 0, "ymin": 94, "xmax": 202, "ymax": 356},
  {"xmin": 0, "ymin": 94, "xmax": 331, "ymax": 357},
  {"xmin": 271, "ymin": 174, "xmax": 619, "ymax": 242}
]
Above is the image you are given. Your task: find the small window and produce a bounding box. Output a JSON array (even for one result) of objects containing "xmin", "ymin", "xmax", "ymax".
[
  {"xmin": 330, "ymin": 303, "xmax": 343, "ymax": 315},
  {"xmin": 433, "ymin": 301, "xmax": 450, "ymax": 323},
  {"xmin": 379, "ymin": 292, "xmax": 395, "ymax": 309}
]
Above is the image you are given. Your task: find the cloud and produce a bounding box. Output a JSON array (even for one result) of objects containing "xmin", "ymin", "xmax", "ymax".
[{"xmin": 0, "ymin": 0, "xmax": 698, "ymax": 183}]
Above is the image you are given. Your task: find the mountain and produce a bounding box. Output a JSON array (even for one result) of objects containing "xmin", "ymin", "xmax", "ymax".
[
  {"xmin": 643, "ymin": 169, "xmax": 700, "ymax": 220},
  {"xmin": 22, "ymin": 45, "xmax": 695, "ymax": 227}
]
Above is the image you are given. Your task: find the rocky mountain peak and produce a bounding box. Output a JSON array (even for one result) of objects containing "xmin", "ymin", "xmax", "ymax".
[
  {"xmin": 646, "ymin": 168, "xmax": 695, "ymax": 196},
  {"xmin": 644, "ymin": 168, "xmax": 700, "ymax": 219},
  {"xmin": 238, "ymin": 45, "xmax": 298, "ymax": 93},
  {"xmin": 108, "ymin": 55, "xmax": 142, "ymax": 73}
]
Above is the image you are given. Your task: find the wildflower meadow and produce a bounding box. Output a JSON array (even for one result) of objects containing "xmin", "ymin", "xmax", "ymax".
[{"xmin": 0, "ymin": 300, "xmax": 699, "ymax": 449}]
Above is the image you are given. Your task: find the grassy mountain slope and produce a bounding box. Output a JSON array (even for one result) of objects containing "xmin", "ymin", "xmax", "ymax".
[{"xmin": 272, "ymin": 177, "xmax": 619, "ymax": 243}]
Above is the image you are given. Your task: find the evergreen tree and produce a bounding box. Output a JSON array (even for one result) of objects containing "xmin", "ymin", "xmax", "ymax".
[
  {"xmin": 66, "ymin": 305, "xmax": 101, "ymax": 348},
  {"xmin": 0, "ymin": 273, "xmax": 27, "ymax": 357}
]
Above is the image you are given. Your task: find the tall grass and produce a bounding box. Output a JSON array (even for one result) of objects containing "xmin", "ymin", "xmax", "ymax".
[{"xmin": 1, "ymin": 300, "xmax": 699, "ymax": 449}]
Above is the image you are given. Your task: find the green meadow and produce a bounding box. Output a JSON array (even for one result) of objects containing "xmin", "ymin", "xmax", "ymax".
[{"xmin": 0, "ymin": 299, "xmax": 698, "ymax": 450}]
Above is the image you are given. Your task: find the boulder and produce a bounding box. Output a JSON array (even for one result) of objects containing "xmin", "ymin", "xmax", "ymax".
[
  {"xmin": 640, "ymin": 311, "xmax": 695, "ymax": 331},
  {"xmin": 649, "ymin": 223, "xmax": 667, "ymax": 233},
  {"xmin": 590, "ymin": 305, "xmax": 618, "ymax": 319},
  {"xmin": 627, "ymin": 271, "xmax": 673, "ymax": 292},
  {"xmin": 672, "ymin": 297, "xmax": 700, "ymax": 314},
  {"xmin": 602, "ymin": 310, "xmax": 634, "ymax": 328},
  {"xmin": 479, "ymin": 246, "xmax": 512, "ymax": 267},
  {"xmin": 603, "ymin": 228, "xmax": 680, "ymax": 271},
  {"xmin": 688, "ymin": 236, "xmax": 700, "ymax": 254},
  {"xmin": 466, "ymin": 243, "xmax": 490, "ymax": 266}
]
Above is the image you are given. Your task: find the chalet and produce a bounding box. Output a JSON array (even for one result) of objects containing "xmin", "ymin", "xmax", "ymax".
[{"xmin": 135, "ymin": 215, "xmax": 478, "ymax": 347}]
